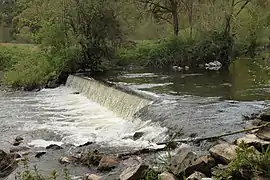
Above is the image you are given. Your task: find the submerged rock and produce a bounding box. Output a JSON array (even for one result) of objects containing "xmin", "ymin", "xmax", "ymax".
[
  {"xmin": 133, "ymin": 132, "xmax": 144, "ymax": 141},
  {"xmin": 235, "ymin": 134, "xmax": 270, "ymax": 150},
  {"xmin": 72, "ymin": 92, "xmax": 80, "ymax": 95},
  {"xmin": 15, "ymin": 136, "xmax": 24, "ymax": 142},
  {"xmin": 46, "ymin": 144, "xmax": 63, "ymax": 150},
  {"xmin": 168, "ymin": 147, "xmax": 197, "ymax": 175},
  {"xmin": 209, "ymin": 143, "xmax": 238, "ymax": 164},
  {"xmin": 158, "ymin": 171, "xmax": 177, "ymax": 180},
  {"xmin": 119, "ymin": 163, "xmax": 148, "ymax": 180},
  {"xmin": 35, "ymin": 151, "xmax": 46, "ymax": 158},
  {"xmin": 186, "ymin": 171, "xmax": 206, "ymax": 180},
  {"xmin": 98, "ymin": 156, "xmax": 120, "ymax": 171},
  {"xmin": 13, "ymin": 136, "xmax": 24, "ymax": 146},
  {"xmin": 78, "ymin": 141, "xmax": 93, "ymax": 147}
]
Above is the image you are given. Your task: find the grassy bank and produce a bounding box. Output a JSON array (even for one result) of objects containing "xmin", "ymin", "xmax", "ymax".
[{"xmin": 0, "ymin": 44, "xmax": 61, "ymax": 90}]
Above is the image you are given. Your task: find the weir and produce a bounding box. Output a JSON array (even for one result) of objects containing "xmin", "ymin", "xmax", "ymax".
[{"xmin": 65, "ymin": 75, "xmax": 154, "ymax": 119}]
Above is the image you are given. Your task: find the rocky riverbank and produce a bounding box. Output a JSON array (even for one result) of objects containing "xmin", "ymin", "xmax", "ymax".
[{"xmin": 1, "ymin": 109, "xmax": 270, "ymax": 180}]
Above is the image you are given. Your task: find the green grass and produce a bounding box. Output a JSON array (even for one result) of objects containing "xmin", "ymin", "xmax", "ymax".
[{"xmin": 0, "ymin": 44, "xmax": 58, "ymax": 89}]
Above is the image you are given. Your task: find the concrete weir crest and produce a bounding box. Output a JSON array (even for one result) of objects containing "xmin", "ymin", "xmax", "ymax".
[{"xmin": 65, "ymin": 75, "xmax": 155, "ymax": 119}]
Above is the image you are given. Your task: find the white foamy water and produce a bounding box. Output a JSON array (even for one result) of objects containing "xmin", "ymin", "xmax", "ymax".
[{"xmin": 0, "ymin": 87, "xmax": 167, "ymax": 148}]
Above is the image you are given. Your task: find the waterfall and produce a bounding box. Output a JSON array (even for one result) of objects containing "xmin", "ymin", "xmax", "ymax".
[{"xmin": 65, "ymin": 75, "xmax": 154, "ymax": 119}]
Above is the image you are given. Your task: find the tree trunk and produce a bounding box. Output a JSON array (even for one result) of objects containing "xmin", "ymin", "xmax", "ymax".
[{"xmin": 170, "ymin": 0, "xmax": 179, "ymax": 36}]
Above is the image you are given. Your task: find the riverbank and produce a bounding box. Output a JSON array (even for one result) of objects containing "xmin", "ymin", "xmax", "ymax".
[{"xmin": 1, "ymin": 109, "xmax": 270, "ymax": 180}]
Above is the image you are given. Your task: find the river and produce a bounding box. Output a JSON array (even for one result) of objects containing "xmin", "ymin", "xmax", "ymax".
[{"xmin": 0, "ymin": 58, "xmax": 269, "ymax": 178}]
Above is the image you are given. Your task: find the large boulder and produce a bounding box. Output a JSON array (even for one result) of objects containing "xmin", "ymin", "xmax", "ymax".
[
  {"xmin": 168, "ymin": 147, "xmax": 197, "ymax": 175},
  {"xmin": 235, "ymin": 134, "xmax": 270, "ymax": 150},
  {"xmin": 158, "ymin": 171, "xmax": 177, "ymax": 180},
  {"xmin": 0, "ymin": 150, "xmax": 18, "ymax": 178},
  {"xmin": 186, "ymin": 171, "xmax": 206, "ymax": 180},
  {"xmin": 209, "ymin": 143, "xmax": 238, "ymax": 164},
  {"xmin": 98, "ymin": 156, "xmax": 120, "ymax": 171},
  {"xmin": 255, "ymin": 126, "xmax": 270, "ymax": 141},
  {"xmin": 119, "ymin": 163, "xmax": 148, "ymax": 180}
]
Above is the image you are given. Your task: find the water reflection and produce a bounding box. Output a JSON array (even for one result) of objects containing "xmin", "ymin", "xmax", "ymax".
[{"xmin": 108, "ymin": 58, "xmax": 270, "ymax": 101}]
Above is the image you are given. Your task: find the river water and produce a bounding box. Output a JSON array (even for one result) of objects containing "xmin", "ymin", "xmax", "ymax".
[{"xmin": 0, "ymin": 58, "xmax": 269, "ymax": 178}]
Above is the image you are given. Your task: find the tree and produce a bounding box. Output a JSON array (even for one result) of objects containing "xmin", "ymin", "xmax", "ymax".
[{"xmin": 137, "ymin": 0, "xmax": 180, "ymax": 36}]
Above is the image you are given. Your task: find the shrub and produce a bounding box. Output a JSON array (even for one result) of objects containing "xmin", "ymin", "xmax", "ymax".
[
  {"xmin": 217, "ymin": 144, "xmax": 270, "ymax": 179},
  {"xmin": 117, "ymin": 31, "xmax": 235, "ymax": 68}
]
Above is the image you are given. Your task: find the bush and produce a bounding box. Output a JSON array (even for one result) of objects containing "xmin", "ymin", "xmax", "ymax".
[
  {"xmin": 0, "ymin": 45, "xmax": 58, "ymax": 89},
  {"xmin": 117, "ymin": 31, "xmax": 235, "ymax": 68},
  {"xmin": 217, "ymin": 144, "xmax": 270, "ymax": 179}
]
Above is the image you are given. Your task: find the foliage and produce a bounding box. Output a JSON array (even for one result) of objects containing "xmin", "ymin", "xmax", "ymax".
[
  {"xmin": 142, "ymin": 168, "xmax": 160, "ymax": 180},
  {"xmin": 217, "ymin": 144, "xmax": 270, "ymax": 179},
  {"xmin": 117, "ymin": 31, "xmax": 235, "ymax": 68},
  {"xmin": 0, "ymin": 44, "xmax": 56, "ymax": 89},
  {"xmin": 17, "ymin": 159, "xmax": 71, "ymax": 180}
]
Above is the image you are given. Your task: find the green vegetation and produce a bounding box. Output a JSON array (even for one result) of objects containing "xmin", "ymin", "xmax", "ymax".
[
  {"xmin": 217, "ymin": 144, "xmax": 270, "ymax": 179},
  {"xmin": 17, "ymin": 159, "xmax": 71, "ymax": 180},
  {"xmin": 0, "ymin": 0, "xmax": 269, "ymax": 89}
]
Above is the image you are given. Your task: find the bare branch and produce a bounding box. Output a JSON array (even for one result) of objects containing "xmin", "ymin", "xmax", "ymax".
[
  {"xmin": 138, "ymin": 0, "xmax": 172, "ymax": 13},
  {"xmin": 235, "ymin": 0, "xmax": 251, "ymax": 17}
]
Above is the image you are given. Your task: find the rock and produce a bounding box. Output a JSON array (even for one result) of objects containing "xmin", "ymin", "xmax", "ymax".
[
  {"xmin": 172, "ymin": 66, "xmax": 183, "ymax": 71},
  {"xmin": 46, "ymin": 80, "xmax": 58, "ymax": 89},
  {"xmin": 168, "ymin": 147, "xmax": 197, "ymax": 175},
  {"xmin": 0, "ymin": 150, "xmax": 17, "ymax": 178},
  {"xmin": 119, "ymin": 163, "xmax": 148, "ymax": 180},
  {"xmin": 46, "ymin": 144, "xmax": 63, "ymax": 150},
  {"xmin": 158, "ymin": 171, "xmax": 177, "ymax": 180},
  {"xmin": 259, "ymin": 109, "xmax": 270, "ymax": 121},
  {"xmin": 186, "ymin": 171, "xmax": 206, "ymax": 180},
  {"xmin": 235, "ymin": 134, "xmax": 270, "ymax": 150},
  {"xmin": 186, "ymin": 155, "xmax": 216, "ymax": 177},
  {"xmin": 209, "ymin": 143, "xmax": 238, "ymax": 164},
  {"xmin": 87, "ymin": 174, "xmax": 102, "ymax": 180},
  {"xmin": 184, "ymin": 66, "xmax": 190, "ymax": 70},
  {"xmin": 78, "ymin": 141, "xmax": 93, "ymax": 147},
  {"xmin": 12, "ymin": 141, "xmax": 21, "ymax": 146},
  {"xmin": 255, "ymin": 126, "xmax": 270, "ymax": 141},
  {"xmin": 10, "ymin": 146, "xmax": 31, "ymax": 153},
  {"xmin": 59, "ymin": 156, "xmax": 74, "ymax": 164},
  {"xmin": 15, "ymin": 136, "xmax": 24, "ymax": 142},
  {"xmin": 133, "ymin": 132, "xmax": 144, "ymax": 141},
  {"xmin": 101, "ymin": 172, "xmax": 119, "ymax": 180},
  {"xmin": 80, "ymin": 150, "xmax": 102, "ymax": 166},
  {"xmin": 98, "ymin": 156, "xmax": 120, "ymax": 171},
  {"xmin": 35, "ymin": 151, "xmax": 46, "ymax": 158}
]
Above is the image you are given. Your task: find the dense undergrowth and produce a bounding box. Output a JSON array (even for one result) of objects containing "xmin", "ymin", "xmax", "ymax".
[
  {"xmin": 0, "ymin": 44, "xmax": 62, "ymax": 89},
  {"xmin": 116, "ymin": 32, "xmax": 236, "ymax": 68}
]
